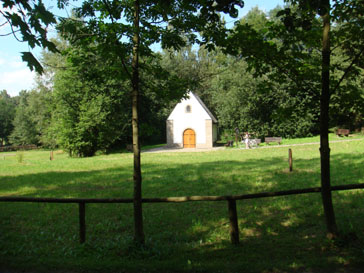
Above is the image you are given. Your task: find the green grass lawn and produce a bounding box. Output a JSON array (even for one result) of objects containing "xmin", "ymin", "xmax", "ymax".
[{"xmin": 1, "ymin": 136, "xmax": 364, "ymax": 272}]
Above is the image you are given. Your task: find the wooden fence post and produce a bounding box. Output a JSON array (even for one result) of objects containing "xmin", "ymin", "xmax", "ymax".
[
  {"xmin": 288, "ymin": 148, "xmax": 293, "ymax": 172},
  {"xmin": 228, "ymin": 199, "xmax": 239, "ymax": 245},
  {"xmin": 50, "ymin": 150, "xmax": 54, "ymax": 161},
  {"xmin": 79, "ymin": 202, "xmax": 86, "ymax": 243}
]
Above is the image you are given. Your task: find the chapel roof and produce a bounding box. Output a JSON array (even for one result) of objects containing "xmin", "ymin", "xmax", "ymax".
[{"xmin": 190, "ymin": 92, "xmax": 218, "ymax": 123}]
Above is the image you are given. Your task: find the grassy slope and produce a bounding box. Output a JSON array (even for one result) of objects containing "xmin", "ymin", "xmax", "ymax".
[{"xmin": 1, "ymin": 136, "xmax": 364, "ymax": 272}]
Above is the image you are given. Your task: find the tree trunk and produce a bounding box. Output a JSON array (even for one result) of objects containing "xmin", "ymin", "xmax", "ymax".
[
  {"xmin": 320, "ymin": 0, "xmax": 338, "ymax": 238},
  {"xmin": 131, "ymin": 0, "xmax": 144, "ymax": 245}
]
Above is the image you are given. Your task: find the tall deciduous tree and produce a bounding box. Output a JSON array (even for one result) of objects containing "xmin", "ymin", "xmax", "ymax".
[
  {"xmin": 45, "ymin": 36, "xmax": 132, "ymax": 157},
  {"xmin": 283, "ymin": 0, "xmax": 364, "ymax": 239},
  {"xmin": 58, "ymin": 0, "xmax": 244, "ymax": 244},
  {"xmin": 227, "ymin": 0, "xmax": 364, "ymax": 238},
  {"xmin": 319, "ymin": 0, "xmax": 338, "ymax": 238}
]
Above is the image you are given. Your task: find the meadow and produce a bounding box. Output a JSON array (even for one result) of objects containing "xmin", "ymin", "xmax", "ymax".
[{"xmin": 1, "ymin": 135, "xmax": 364, "ymax": 272}]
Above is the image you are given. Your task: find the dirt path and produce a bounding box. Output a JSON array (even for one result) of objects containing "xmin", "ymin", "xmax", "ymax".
[
  {"xmin": 143, "ymin": 146, "xmax": 225, "ymax": 153},
  {"xmin": 143, "ymin": 138, "xmax": 363, "ymax": 153}
]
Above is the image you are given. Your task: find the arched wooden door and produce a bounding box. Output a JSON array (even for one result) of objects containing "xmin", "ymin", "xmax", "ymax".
[{"xmin": 183, "ymin": 129, "xmax": 196, "ymax": 148}]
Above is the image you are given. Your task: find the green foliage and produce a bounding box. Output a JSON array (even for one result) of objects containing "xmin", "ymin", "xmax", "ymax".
[
  {"xmin": 6, "ymin": 3, "xmax": 363, "ymax": 148},
  {"xmin": 0, "ymin": 90, "xmax": 16, "ymax": 145},
  {"xmin": 58, "ymin": 0, "xmax": 243, "ymax": 61},
  {"xmin": 40, "ymin": 32, "xmax": 190, "ymax": 156},
  {"xmin": 49, "ymin": 40, "xmax": 131, "ymax": 157},
  {"xmin": 155, "ymin": 6, "xmax": 324, "ymax": 138},
  {"xmin": 7, "ymin": 87, "xmax": 56, "ymax": 148},
  {"xmin": 51, "ymin": 0, "xmax": 245, "ymax": 156},
  {"xmin": 206, "ymin": 3, "xmax": 364, "ymax": 137},
  {"xmin": 27, "ymin": 85, "xmax": 56, "ymax": 148},
  {"xmin": 160, "ymin": 40, "xmax": 320, "ymax": 138},
  {"xmin": 9, "ymin": 91, "xmax": 38, "ymax": 146},
  {"xmin": 239, "ymin": 6, "xmax": 268, "ymax": 32},
  {"xmin": 6, "ymin": 1, "xmax": 363, "ymax": 150}
]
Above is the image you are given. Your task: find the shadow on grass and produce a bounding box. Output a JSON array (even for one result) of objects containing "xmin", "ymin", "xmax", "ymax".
[{"xmin": 1, "ymin": 152, "xmax": 364, "ymax": 272}]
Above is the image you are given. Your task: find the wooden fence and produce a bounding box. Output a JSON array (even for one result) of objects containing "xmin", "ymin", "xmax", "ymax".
[
  {"xmin": 1, "ymin": 183, "xmax": 364, "ymax": 244},
  {"xmin": 0, "ymin": 144, "xmax": 38, "ymax": 152}
]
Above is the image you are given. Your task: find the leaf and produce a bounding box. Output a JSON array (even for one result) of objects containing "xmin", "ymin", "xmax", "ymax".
[
  {"xmin": 21, "ymin": 52, "xmax": 44, "ymax": 74},
  {"xmin": 33, "ymin": 2, "xmax": 57, "ymax": 26},
  {"xmin": 2, "ymin": 0, "xmax": 15, "ymax": 9}
]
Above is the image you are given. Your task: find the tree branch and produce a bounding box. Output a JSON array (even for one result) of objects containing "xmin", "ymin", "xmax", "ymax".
[
  {"xmin": 0, "ymin": 30, "xmax": 20, "ymax": 36},
  {"xmin": 120, "ymin": 56, "xmax": 132, "ymax": 81},
  {"xmin": 101, "ymin": 0, "xmax": 115, "ymax": 24},
  {"xmin": 259, "ymin": 51, "xmax": 318, "ymax": 96},
  {"xmin": 0, "ymin": 20, "xmax": 8, "ymax": 27},
  {"xmin": 0, "ymin": 10, "xmax": 24, "ymax": 43},
  {"xmin": 332, "ymin": 46, "xmax": 364, "ymax": 94},
  {"xmin": 42, "ymin": 62, "xmax": 68, "ymax": 70},
  {"xmin": 99, "ymin": 0, "xmax": 133, "ymax": 81}
]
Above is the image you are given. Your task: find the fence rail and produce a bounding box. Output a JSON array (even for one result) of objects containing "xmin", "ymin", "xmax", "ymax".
[
  {"xmin": 1, "ymin": 183, "xmax": 364, "ymax": 244},
  {"xmin": 0, "ymin": 144, "xmax": 38, "ymax": 152}
]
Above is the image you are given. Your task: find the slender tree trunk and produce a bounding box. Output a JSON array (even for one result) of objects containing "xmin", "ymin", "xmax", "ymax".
[
  {"xmin": 131, "ymin": 0, "xmax": 144, "ymax": 245},
  {"xmin": 320, "ymin": 0, "xmax": 338, "ymax": 238}
]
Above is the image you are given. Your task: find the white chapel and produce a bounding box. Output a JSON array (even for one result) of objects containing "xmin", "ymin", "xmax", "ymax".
[{"xmin": 166, "ymin": 91, "xmax": 218, "ymax": 148}]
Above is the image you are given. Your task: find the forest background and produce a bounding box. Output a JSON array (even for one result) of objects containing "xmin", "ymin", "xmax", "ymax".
[{"xmin": 1, "ymin": 4, "xmax": 363, "ymax": 157}]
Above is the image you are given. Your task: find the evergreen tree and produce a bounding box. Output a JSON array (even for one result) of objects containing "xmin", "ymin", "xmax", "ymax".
[
  {"xmin": 9, "ymin": 91, "xmax": 38, "ymax": 145},
  {"xmin": 0, "ymin": 90, "xmax": 16, "ymax": 146}
]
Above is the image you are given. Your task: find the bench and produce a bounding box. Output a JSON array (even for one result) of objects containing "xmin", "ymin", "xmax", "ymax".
[
  {"xmin": 336, "ymin": 128, "xmax": 350, "ymax": 137},
  {"xmin": 264, "ymin": 137, "xmax": 282, "ymax": 145}
]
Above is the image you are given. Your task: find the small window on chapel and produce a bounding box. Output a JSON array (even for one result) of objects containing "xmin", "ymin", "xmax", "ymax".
[{"xmin": 185, "ymin": 105, "xmax": 192, "ymax": 113}]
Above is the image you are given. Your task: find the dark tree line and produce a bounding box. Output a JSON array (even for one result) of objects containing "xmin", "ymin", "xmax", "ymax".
[{"xmin": 2, "ymin": 5, "xmax": 364, "ymax": 149}]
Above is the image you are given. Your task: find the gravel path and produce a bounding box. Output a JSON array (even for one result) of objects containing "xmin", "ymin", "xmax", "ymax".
[
  {"xmin": 143, "ymin": 138, "xmax": 363, "ymax": 153},
  {"xmin": 143, "ymin": 146, "xmax": 225, "ymax": 153}
]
